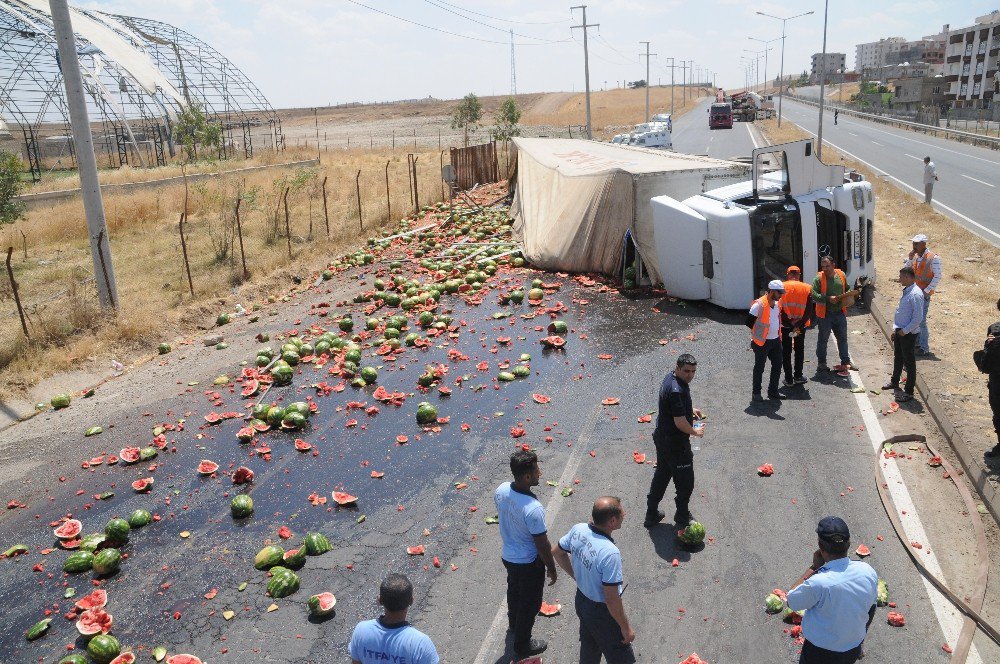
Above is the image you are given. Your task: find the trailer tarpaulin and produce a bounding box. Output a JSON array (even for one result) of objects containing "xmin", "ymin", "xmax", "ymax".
[{"xmin": 509, "ymin": 138, "xmax": 749, "ymax": 283}]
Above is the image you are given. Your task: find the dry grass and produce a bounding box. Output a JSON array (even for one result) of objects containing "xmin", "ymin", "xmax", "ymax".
[
  {"xmin": 522, "ymin": 86, "xmax": 712, "ymax": 139},
  {"xmin": 825, "ymin": 82, "xmax": 861, "ymax": 100},
  {"xmin": 0, "ymin": 145, "xmax": 449, "ymax": 398}
]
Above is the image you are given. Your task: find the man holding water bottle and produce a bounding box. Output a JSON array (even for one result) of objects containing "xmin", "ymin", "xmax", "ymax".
[{"xmin": 644, "ymin": 354, "xmax": 703, "ymax": 529}]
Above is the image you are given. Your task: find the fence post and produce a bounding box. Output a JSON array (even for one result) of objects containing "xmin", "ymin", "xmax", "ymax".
[
  {"xmin": 392, "ymin": 131, "xmax": 395, "ymax": 150},
  {"xmin": 356, "ymin": 169, "xmax": 363, "ymax": 232},
  {"xmin": 178, "ymin": 213, "xmax": 194, "ymax": 296},
  {"xmin": 439, "ymin": 150, "xmax": 446, "ymax": 199},
  {"xmin": 321, "ymin": 176, "xmax": 330, "ymax": 238},
  {"xmin": 235, "ymin": 197, "xmax": 248, "ymax": 281},
  {"xmin": 5, "ymin": 247, "xmax": 28, "ymax": 338},
  {"xmin": 384, "ymin": 160, "xmax": 391, "ymax": 222},
  {"xmin": 413, "ymin": 128, "xmax": 416, "ymax": 149},
  {"xmin": 283, "ymin": 186, "xmax": 292, "ymax": 258}
]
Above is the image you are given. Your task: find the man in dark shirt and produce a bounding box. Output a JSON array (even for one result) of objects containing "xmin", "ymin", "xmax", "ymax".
[
  {"xmin": 644, "ymin": 354, "xmax": 704, "ymax": 528},
  {"xmin": 984, "ymin": 298, "xmax": 1000, "ymax": 460}
]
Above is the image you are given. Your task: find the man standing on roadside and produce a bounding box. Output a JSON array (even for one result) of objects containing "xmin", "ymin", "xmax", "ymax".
[
  {"xmin": 883, "ymin": 266, "xmax": 923, "ymax": 403},
  {"xmin": 349, "ymin": 574, "xmax": 440, "ymax": 664},
  {"xmin": 644, "ymin": 354, "xmax": 703, "ymax": 529},
  {"xmin": 554, "ymin": 497, "xmax": 636, "ymax": 664},
  {"xmin": 494, "ymin": 450, "xmax": 556, "ymax": 658},
  {"xmin": 983, "ymin": 298, "xmax": 1000, "ymax": 460},
  {"xmin": 812, "ymin": 256, "xmax": 854, "ymax": 373},
  {"xmin": 923, "ymin": 156, "xmax": 938, "ymax": 204},
  {"xmin": 904, "ymin": 233, "xmax": 941, "ymax": 355},
  {"xmin": 748, "ymin": 280, "xmax": 786, "ymax": 401},
  {"xmin": 786, "ymin": 517, "xmax": 878, "ymax": 664},
  {"xmin": 781, "ymin": 266, "xmax": 815, "ymax": 386}
]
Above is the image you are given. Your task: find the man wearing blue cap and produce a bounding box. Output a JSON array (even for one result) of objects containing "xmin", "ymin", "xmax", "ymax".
[
  {"xmin": 747, "ymin": 280, "xmax": 786, "ymax": 402},
  {"xmin": 786, "ymin": 517, "xmax": 879, "ymax": 663}
]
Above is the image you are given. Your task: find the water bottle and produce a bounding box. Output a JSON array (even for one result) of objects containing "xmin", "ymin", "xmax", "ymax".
[{"xmin": 692, "ymin": 422, "xmax": 704, "ymax": 451}]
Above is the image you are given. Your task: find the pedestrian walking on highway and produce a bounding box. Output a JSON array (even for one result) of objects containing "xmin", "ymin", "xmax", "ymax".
[
  {"xmin": 923, "ymin": 156, "xmax": 938, "ymax": 204},
  {"xmin": 781, "ymin": 266, "xmax": 815, "ymax": 386},
  {"xmin": 748, "ymin": 280, "xmax": 786, "ymax": 401},
  {"xmin": 786, "ymin": 517, "xmax": 878, "ymax": 664},
  {"xmin": 980, "ymin": 298, "xmax": 1000, "ymax": 460},
  {"xmin": 812, "ymin": 256, "xmax": 854, "ymax": 373},
  {"xmin": 554, "ymin": 497, "xmax": 636, "ymax": 664},
  {"xmin": 644, "ymin": 354, "xmax": 703, "ymax": 529},
  {"xmin": 882, "ymin": 266, "xmax": 924, "ymax": 403},
  {"xmin": 349, "ymin": 574, "xmax": 440, "ymax": 664},
  {"xmin": 903, "ymin": 233, "xmax": 941, "ymax": 355},
  {"xmin": 494, "ymin": 450, "xmax": 557, "ymax": 658},
  {"xmin": 834, "ymin": 108, "xmax": 839, "ymax": 125}
]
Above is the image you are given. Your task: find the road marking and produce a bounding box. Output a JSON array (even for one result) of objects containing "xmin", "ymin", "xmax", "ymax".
[
  {"xmin": 870, "ymin": 141, "xmax": 883, "ymax": 147},
  {"xmin": 849, "ymin": 132, "xmax": 858, "ymax": 136},
  {"xmin": 844, "ymin": 369, "xmax": 983, "ymax": 663},
  {"xmin": 961, "ymin": 174, "xmax": 995, "ymax": 187},
  {"xmin": 472, "ymin": 406, "xmax": 602, "ymax": 664},
  {"xmin": 904, "ymin": 154, "xmax": 923, "ymax": 161},
  {"xmin": 788, "ymin": 120, "xmax": 1000, "ymax": 244},
  {"xmin": 746, "ymin": 122, "xmax": 760, "ymax": 149}
]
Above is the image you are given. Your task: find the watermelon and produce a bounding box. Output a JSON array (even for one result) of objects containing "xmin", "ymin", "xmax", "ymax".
[
  {"xmin": 216, "ymin": 312, "xmax": 230, "ymax": 326},
  {"xmin": 267, "ymin": 569, "xmax": 300, "ymax": 598},
  {"xmin": 54, "ymin": 519, "xmax": 83, "ymax": 540},
  {"xmin": 512, "ymin": 364, "xmax": 531, "ymax": 378},
  {"xmin": 281, "ymin": 412, "xmax": 307, "ymax": 430},
  {"xmin": 157, "ymin": 343, "xmax": 172, "ymax": 355},
  {"xmin": 532, "ymin": 394, "xmax": 550, "ymax": 404},
  {"xmin": 332, "ymin": 491, "xmax": 357, "ymax": 506},
  {"xmin": 232, "ymin": 467, "xmax": 254, "ymax": 484},
  {"xmin": 540, "ymin": 335, "xmax": 565, "ymax": 348},
  {"xmin": 887, "ymin": 611, "xmax": 905, "ymax": 627},
  {"xmin": 87, "ymin": 634, "xmax": 121, "ymax": 664},
  {"xmin": 416, "ymin": 402, "xmax": 438, "ymax": 425},
  {"xmin": 254, "ymin": 545, "xmax": 285, "ymax": 570},
  {"xmin": 547, "ymin": 321, "xmax": 568, "ymax": 334},
  {"xmin": 509, "ymin": 290, "xmax": 524, "ymax": 304},
  {"xmin": 527, "ymin": 288, "xmax": 544, "ymax": 301},
  {"xmin": 241, "ymin": 379, "xmax": 260, "ymax": 397},
  {"xmin": 75, "ymin": 589, "xmax": 108, "ymax": 611},
  {"xmin": 197, "ymin": 460, "xmax": 219, "ymax": 475},
  {"xmin": 678, "ymin": 522, "xmax": 706, "ymax": 546},
  {"xmin": 105, "ymin": 519, "xmax": 130, "ymax": 543},
  {"xmin": 307, "ymin": 592, "xmax": 337, "ymax": 618},
  {"xmin": 303, "ymin": 532, "xmax": 332, "ymax": 556},
  {"xmin": 855, "ymin": 544, "xmax": 871, "ymax": 557},
  {"xmin": 25, "ymin": 618, "xmax": 52, "ymax": 641},
  {"xmin": 59, "ymin": 656, "xmax": 89, "ymax": 664},
  {"xmin": 236, "ymin": 427, "xmax": 255, "ymax": 443},
  {"xmin": 282, "ymin": 547, "xmax": 307, "ymax": 570},
  {"xmin": 294, "ymin": 439, "xmax": 312, "ymax": 452},
  {"xmin": 360, "ymin": 366, "xmax": 378, "ymax": 384},
  {"xmin": 765, "ymin": 593, "xmax": 785, "ymax": 614},
  {"xmin": 128, "ymin": 509, "xmax": 151, "ymax": 528},
  {"xmin": 51, "ymin": 393, "xmax": 71, "ymax": 409},
  {"xmin": 76, "ymin": 607, "xmax": 113, "ymax": 635},
  {"xmin": 497, "ymin": 372, "xmax": 515, "ymax": 382},
  {"xmin": 231, "ymin": 495, "xmax": 254, "ymax": 519},
  {"xmin": 876, "ymin": 579, "xmax": 889, "ymax": 606},
  {"xmin": 166, "ymin": 656, "xmax": 203, "ymax": 664},
  {"xmin": 339, "ymin": 317, "xmax": 354, "ymax": 332},
  {"xmin": 406, "ymin": 545, "xmax": 426, "ymax": 556},
  {"xmin": 92, "ymin": 548, "xmax": 121, "ymax": 576},
  {"xmin": 538, "ymin": 601, "xmax": 561, "ymax": 616},
  {"xmin": 119, "ymin": 447, "xmax": 140, "ymax": 464},
  {"xmin": 109, "ymin": 654, "xmax": 136, "ymax": 664},
  {"xmin": 131, "ymin": 478, "xmax": 153, "ymax": 492},
  {"xmin": 271, "ymin": 362, "xmax": 293, "ymax": 386},
  {"xmin": 139, "ymin": 447, "xmax": 158, "ymax": 461}
]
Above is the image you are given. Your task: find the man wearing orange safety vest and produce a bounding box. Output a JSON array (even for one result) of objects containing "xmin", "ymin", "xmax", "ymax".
[
  {"xmin": 780, "ymin": 266, "xmax": 815, "ymax": 386},
  {"xmin": 811, "ymin": 256, "xmax": 854, "ymax": 373},
  {"xmin": 903, "ymin": 233, "xmax": 941, "ymax": 355},
  {"xmin": 747, "ymin": 280, "xmax": 786, "ymax": 402}
]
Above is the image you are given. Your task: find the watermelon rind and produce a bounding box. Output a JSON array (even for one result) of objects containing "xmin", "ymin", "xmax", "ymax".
[
  {"xmin": 303, "ymin": 532, "xmax": 332, "ymax": 556},
  {"xmin": 307, "ymin": 592, "xmax": 337, "ymax": 618}
]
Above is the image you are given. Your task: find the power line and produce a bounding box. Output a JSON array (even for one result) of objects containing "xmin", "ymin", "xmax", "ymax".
[
  {"xmin": 423, "ymin": 0, "xmax": 570, "ymax": 26},
  {"xmin": 344, "ymin": 0, "xmax": 565, "ymax": 46},
  {"xmin": 421, "ymin": 0, "xmax": 571, "ymax": 43}
]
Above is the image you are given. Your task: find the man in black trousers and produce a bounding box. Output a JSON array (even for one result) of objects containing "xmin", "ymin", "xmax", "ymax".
[
  {"xmin": 644, "ymin": 354, "xmax": 704, "ymax": 528},
  {"xmin": 983, "ymin": 298, "xmax": 1000, "ymax": 460}
]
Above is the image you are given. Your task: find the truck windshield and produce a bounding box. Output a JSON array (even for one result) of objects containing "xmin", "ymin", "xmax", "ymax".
[{"xmin": 753, "ymin": 150, "xmax": 789, "ymax": 200}]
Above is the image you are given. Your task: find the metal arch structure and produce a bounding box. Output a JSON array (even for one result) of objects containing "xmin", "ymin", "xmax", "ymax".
[{"xmin": 0, "ymin": 0, "xmax": 283, "ymax": 182}]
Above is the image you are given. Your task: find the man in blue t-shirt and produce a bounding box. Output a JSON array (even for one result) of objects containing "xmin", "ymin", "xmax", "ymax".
[
  {"xmin": 494, "ymin": 450, "xmax": 557, "ymax": 658},
  {"xmin": 553, "ymin": 496, "xmax": 636, "ymax": 664},
  {"xmin": 349, "ymin": 573, "xmax": 439, "ymax": 664},
  {"xmin": 786, "ymin": 517, "xmax": 878, "ymax": 663}
]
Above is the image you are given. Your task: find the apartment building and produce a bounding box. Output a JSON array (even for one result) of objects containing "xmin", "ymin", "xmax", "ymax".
[
  {"xmin": 944, "ymin": 11, "xmax": 1000, "ymax": 108},
  {"xmin": 810, "ymin": 52, "xmax": 846, "ymax": 83},
  {"xmin": 856, "ymin": 38, "xmax": 906, "ymax": 75}
]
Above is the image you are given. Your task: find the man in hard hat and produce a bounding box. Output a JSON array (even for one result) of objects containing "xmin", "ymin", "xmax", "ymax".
[
  {"xmin": 780, "ymin": 266, "xmax": 815, "ymax": 386},
  {"xmin": 747, "ymin": 280, "xmax": 786, "ymax": 402},
  {"xmin": 903, "ymin": 233, "xmax": 941, "ymax": 355},
  {"xmin": 811, "ymin": 256, "xmax": 854, "ymax": 372}
]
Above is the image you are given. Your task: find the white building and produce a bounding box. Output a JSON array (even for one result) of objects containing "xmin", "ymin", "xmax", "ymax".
[
  {"xmin": 944, "ymin": 11, "xmax": 1000, "ymax": 108},
  {"xmin": 855, "ymin": 38, "xmax": 906, "ymax": 75},
  {"xmin": 810, "ymin": 52, "xmax": 847, "ymax": 83}
]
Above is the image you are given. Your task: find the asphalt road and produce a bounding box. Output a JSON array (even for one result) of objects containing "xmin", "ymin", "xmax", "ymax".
[
  {"xmin": 779, "ymin": 97, "xmax": 1000, "ymax": 246},
  {"xmin": 672, "ymin": 98, "xmax": 759, "ymax": 161}
]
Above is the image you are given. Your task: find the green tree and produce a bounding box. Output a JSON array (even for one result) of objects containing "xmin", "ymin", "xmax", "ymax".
[
  {"xmin": 0, "ymin": 150, "xmax": 25, "ymax": 227},
  {"xmin": 490, "ymin": 97, "xmax": 522, "ymax": 143},
  {"xmin": 173, "ymin": 102, "xmax": 222, "ymax": 161},
  {"xmin": 627, "ymin": 80, "xmax": 647, "ymax": 89},
  {"xmin": 451, "ymin": 93, "xmax": 483, "ymax": 147}
]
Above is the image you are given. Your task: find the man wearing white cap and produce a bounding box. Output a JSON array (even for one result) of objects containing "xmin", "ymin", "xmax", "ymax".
[
  {"xmin": 922, "ymin": 156, "xmax": 938, "ymax": 204},
  {"xmin": 747, "ymin": 280, "xmax": 786, "ymax": 402},
  {"xmin": 904, "ymin": 233, "xmax": 941, "ymax": 354}
]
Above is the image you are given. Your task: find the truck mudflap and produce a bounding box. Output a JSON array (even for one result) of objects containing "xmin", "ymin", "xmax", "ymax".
[{"xmin": 650, "ymin": 195, "xmax": 710, "ymax": 300}]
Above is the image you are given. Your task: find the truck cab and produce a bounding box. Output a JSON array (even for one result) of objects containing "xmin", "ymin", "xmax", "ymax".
[
  {"xmin": 709, "ymin": 103, "xmax": 733, "ymax": 129},
  {"xmin": 650, "ymin": 139, "xmax": 875, "ymax": 309}
]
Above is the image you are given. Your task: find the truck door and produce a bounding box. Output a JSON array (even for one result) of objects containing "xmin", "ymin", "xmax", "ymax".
[
  {"xmin": 749, "ymin": 201, "xmax": 803, "ymax": 296},
  {"xmin": 814, "ymin": 199, "xmax": 847, "ymax": 269}
]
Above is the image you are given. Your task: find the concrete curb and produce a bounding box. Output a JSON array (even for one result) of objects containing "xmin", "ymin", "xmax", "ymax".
[{"xmin": 867, "ymin": 298, "xmax": 1000, "ymax": 527}]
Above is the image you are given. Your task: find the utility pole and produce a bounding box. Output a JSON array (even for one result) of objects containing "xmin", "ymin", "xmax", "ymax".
[
  {"xmin": 758, "ymin": 9, "xmax": 814, "ymax": 128},
  {"xmin": 665, "ymin": 57, "xmax": 675, "ymax": 116},
  {"xmin": 571, "ymin": 5, "xmax": 598, "ymax": 139},
  {"xmin": 510, "ymin": 28, "xmax": 517, "ymax": 96},
  {"xmin": 49, "ymin": 0, "xmax": 118, "ymax": 309},
  {"xmin": 816, "ymin": 0, "xmax": 829, "ymax": 159},
  {"xmin": 680, "ymin": 61, "xmax": 687, "ymax": 105},
  {"xmin": 688, "ymin": 60, "xmax": 694, "ymax": 98},
  {"xmin": 639, "ymin": 41, "xmax": 656, "ymax": 121}
]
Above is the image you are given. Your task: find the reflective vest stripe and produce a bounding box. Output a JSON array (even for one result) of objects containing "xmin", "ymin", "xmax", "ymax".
[
  {"xmin": 913, "ymin": 251, "xmax": 936, "ymax": 291},
  {"xmin": 750, "ymin": 296, "xmax": 773, "ymax": 346},
  {"xmin": 781, "ymin": 281, "xmax": 811, "ymax": 321},
  {"xmin": 815, "ymin": 270, "xmax": 847, "ymax": 319}
]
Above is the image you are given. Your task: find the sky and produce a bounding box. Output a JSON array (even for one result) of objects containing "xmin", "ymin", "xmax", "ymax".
[{"xmin": 82, "ymin": 0, "xmax": 1000, "ymax": 108}]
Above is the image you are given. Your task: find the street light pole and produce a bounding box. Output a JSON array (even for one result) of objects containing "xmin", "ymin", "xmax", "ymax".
[
  {"xmin": 757, "ymin": 9, "xmax": 814, "ymax": 128},
  {"xmin": 816, "ymin": 0, "xmax": 829, "ymax": 158}
]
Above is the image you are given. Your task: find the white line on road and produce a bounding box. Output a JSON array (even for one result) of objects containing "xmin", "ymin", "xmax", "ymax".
[
  {"xmin": 789, "ymin": 120, "xmax": 1000, "ymax": 244},
  {"xmin": 871, "ymin": 141, "xmax": 883, "ymax": 146},
  {"xmin": 961, "ymin": 174, "xmax": 995, "ymax": 187},
  {"xmin": 472, "ymin": 406, "xmax": 601, "ymax": 664},
  {"xmin": 746, "ymin": 122, "xmax": 760, "ymax": 149},
  {"xmin": 849, "ymin": 132, "xmax": 858, "ymax": 136},
  {"xmin": 904, "ymin": 154, "xmax": 923, "ymax": 161}
]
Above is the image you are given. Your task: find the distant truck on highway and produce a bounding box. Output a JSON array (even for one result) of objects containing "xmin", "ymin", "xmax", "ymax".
[{"xmin": 709, "ymin": 102, "xmax": 733, "ymax": 129}]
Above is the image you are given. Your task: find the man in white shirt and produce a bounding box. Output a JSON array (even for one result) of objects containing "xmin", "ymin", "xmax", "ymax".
[
  {"xmin": 922, "ymin": 157, "xmax": 938, "ymax": 204},
  {"xmin": 747, "ymin": 280, "xmax": 785, "ymax": 402}
]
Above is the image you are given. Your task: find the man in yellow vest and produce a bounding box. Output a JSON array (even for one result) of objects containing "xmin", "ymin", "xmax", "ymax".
[
  {"xmin": 811, "ymin": 256, "xmax": 854, "ymax": 373},
  {"xmin": 904, "ymin": 233, "xmax": 941, "ymax": 355},
  {"xmin": 780, "ymin": 266, "xmax": 815, "ymax": 386},
  {"xmin": 747, "ymin": 280, "xmax": 785, "ymax": 402}
]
